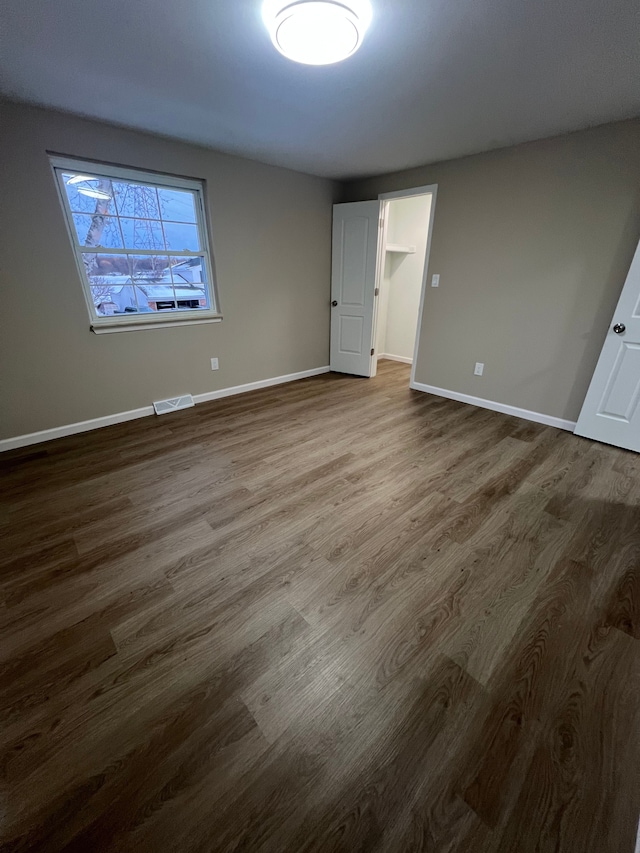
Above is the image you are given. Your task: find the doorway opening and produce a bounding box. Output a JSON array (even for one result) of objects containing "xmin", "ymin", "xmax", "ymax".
[
  {"xmin": 329, "ymin": 184, "xmax": 436, "ymax": 383},
  {"xmin": 373, "ymin": 188, "xmax": 434, "ymax": 383}
]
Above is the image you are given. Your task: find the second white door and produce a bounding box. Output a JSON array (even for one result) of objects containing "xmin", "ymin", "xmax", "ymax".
[
  {"xmin": 574, "ymin": 237, "xmax": 640, "ymax": 452},
  {"xmin": 330, "ymin": 201, "xmax": 382, "ymax": 376}
]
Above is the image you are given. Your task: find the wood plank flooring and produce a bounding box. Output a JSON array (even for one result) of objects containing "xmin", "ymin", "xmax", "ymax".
[{"xmin": 1, "ymin": 359, "xmax": 639, "ymax": 852}]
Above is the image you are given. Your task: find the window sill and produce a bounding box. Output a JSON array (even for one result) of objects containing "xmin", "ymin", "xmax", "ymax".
[{"xmin": 91, "ymin": 314, "xmax": 223, "ymax": 334}]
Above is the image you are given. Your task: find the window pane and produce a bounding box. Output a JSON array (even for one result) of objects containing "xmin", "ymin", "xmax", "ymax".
[
  {"xmin": 113, "ymin": 182, "xmax": 160, "ymax": 219},
  {"xmin": 128, "ymin": 254, "xmax": 172, "ymax": 283},
  {"xmin": 170, "ymin": 256, "xmax": 207, "ymax": 285},
  {"xmin": 163, "ymin": 221, "xmax": 200, "ymax": 252},
  {"xmin": 63, "ymin": 178, "xmax": 96, "ymax": 214},
  {"xmin": 92, "ymin": 285, "xmax": 143, "ymax": 314},
  {"xmin": 119, "ymin": 218, "xmax": 165, "ymax": 250},
  {"xmin": 170, "ymin": 257, "xmax": 209, "ymax": 309},
  {"xmin": 83, "ymin": 252, "xmax": 131, "ymax": 282},
  {"xmin": 157, "ymin": 188, "xmax": 197, "ymax": 223},
  {"xmin": 62, "ymin": 172, "xmax": 114, "ymax": 214},
  {"xmin": 72, "ymin": 214, "xmax": 123, "ymax": 248},
  {"xmin": 142, "ymin": 284, "xmax": 178, "ymax": 312}
]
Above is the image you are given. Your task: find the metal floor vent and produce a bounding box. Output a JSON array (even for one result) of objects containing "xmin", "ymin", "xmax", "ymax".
[{"xmin": 153, "ymin": 394, "xmax": 195, "ymax": 415}]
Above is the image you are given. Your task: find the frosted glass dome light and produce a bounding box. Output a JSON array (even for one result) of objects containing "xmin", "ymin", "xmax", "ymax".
[
  {"xmin": 262, "ymin": 1, "xmax": 372, "ymax": 65},
  {"xmin": 66, "ymin": 174, "xmax": 112, "ymax": 200}
]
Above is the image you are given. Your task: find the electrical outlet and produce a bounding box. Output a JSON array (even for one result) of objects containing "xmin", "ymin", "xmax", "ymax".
[
  {"xmin": 210, "ymin": 358, "xmax": 219, "ymax": 371},
  {"xmin": 474, "ymin": 362, "xmax": 484, "ymax": 376},
  {"xmin": 431, "ymin": 274, "xmax": 440, "ymax": 287}
]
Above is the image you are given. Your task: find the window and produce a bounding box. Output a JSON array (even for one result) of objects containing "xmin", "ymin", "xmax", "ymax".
[{"xmin": 50, "ymin": 156, "xmax": 220, "ymax": 332}]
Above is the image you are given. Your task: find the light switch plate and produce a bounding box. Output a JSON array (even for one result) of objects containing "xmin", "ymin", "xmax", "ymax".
[
  {"xmin": 431, "ymin": 274, "xmax": 440, "ymax": 287},
  {"xmin": 474, "ymin": 362, "xmax": 484, "ymax": 376}
]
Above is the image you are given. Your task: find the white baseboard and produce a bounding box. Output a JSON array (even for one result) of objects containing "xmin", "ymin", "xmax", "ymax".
[
  {"xmin": 410, "ymin": 381, "xmax": 576, "ymax": 431},
  {"xmin": 193, "ymin": 366, "xmax": 329, "ymax": 404},
  {"xmin": 0, "ymin": 366, "xmax": 330, "ymax": 453},
  {"xmin": 379, "ymin": 353, "xmax": 413, "ymax": 365},
  {"xmin": 0, "ymin": 406, "xmax": 156, "ymax": 453}
]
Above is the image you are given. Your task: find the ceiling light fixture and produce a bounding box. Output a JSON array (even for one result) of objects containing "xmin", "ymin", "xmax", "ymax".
[
  {"xmin": 262, "ymin": 0, "xmax": 372, "ymax": 66},
  {"xmin": 66, "ymin": 174, "xmax": 112, "ymax": 200}
]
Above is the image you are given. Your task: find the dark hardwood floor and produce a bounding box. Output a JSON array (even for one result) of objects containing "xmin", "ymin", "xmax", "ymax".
[{"xmin": 1, "ymin": 359, "xmax": 639, "ymax": 852}]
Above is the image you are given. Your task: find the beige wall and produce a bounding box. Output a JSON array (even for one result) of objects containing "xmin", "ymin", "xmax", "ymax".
[
  {"xmin": 2, "ymin": 107, "xmax": 639, "ymax": 440},
  {"xmin": 0, "ymin": 101, "xmax": 336, "ymax": 440},
  {"xmin": 379, "ymin": 195, "xmax": 432, "ymax": 361},
  {"xmin": 345, "ymin": 120, "xmax": 640, "ymax": 422}
]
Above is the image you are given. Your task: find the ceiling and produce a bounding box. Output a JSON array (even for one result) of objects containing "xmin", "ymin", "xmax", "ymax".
[{"xmin": 1, "ymin": 0, "xmax": 639, "ymax": 179}]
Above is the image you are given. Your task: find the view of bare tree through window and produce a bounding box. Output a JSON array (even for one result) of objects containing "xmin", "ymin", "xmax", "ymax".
[{"xmin": 54, "ymin": 162, "xmax": 214, "ymax": 321}]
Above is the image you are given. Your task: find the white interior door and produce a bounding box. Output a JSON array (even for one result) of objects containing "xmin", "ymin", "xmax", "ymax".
[
  {"xmin": 574, "ymin": 238, "xmax": 640, "ymax": 452},
  {"xmin": 330, "ymin": 201, "xmax": 382, "ymax": 376}
]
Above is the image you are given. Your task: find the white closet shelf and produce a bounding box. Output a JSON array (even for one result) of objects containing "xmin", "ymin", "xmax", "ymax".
[{"xmin": 386, "ymin": 243, "xmax": 416, "ymax": 254}]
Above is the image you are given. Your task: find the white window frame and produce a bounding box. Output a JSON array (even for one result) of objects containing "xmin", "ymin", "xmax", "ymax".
[{"xmin": 50, "ymin": 155, "xmax": 222, "ymax": 333}]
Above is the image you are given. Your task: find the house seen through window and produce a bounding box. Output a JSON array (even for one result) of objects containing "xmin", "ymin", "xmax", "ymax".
[{"xmin": 50, "ymin": 156, "xmax": 219, "ymax": 331}]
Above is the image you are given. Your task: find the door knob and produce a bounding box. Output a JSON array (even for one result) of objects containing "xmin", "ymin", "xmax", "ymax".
[
  {"xmin": 331, "ymin": 300, "xmax": 338, "ymax": 307},
  {"xmin": 613, "ymin": 323, "xmax": 626, "ymax": 334}
]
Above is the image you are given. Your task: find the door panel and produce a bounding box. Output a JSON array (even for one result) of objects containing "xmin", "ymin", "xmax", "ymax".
[
  {"xmin": 341, "ymin": 218, "xmax": 369, "ymax": 305},
  {"xmin": 575, "ymin": 238, "xmax": 640, "ymax": 451},
  {"xmin": 330, "ymin": 201, "xmax": 381, "ymax": 376},
  {"xmin": 599, "ymin": 344, "xmax": 640, "ymax": 420},
  {"xmin": 339, "ymin": 315, "xmax": 364, "ymax": 354}
]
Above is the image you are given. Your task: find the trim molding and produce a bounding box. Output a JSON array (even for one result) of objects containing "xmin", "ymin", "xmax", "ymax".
[
  {"xmin": 192, "ymin": 366, "xmax": 330, "ymax": 404},
  {"xmin": 410, "ymin": 381, "xmax": 576, "ymax": 431},
  {"xmin": 378, "ymin": 185, "xmax": 436, "ymax": 201},
  {"xmin": 0, "ymin": 406, "xmax": 156, "ymax": 452},
  {"xmin": 379, "ymin": 353, "xmax": 413, "ymax": 365},
  {"xmin": 0, "ymin": 366, "xmax": 330, "ymax": 453},
  {"xmin": 91, "ymin": 317, "xmax": 223, "ymax": 334}
]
